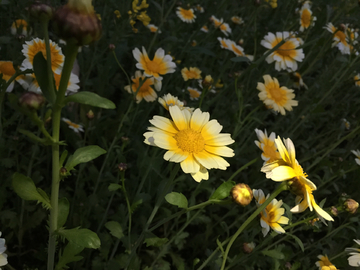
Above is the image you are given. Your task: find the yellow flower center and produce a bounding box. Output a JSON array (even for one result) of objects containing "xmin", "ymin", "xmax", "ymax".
[
  {"xmin": 174, "ymin": 129, "xmax": 205, "ymax": 153},
  {"xmin": 272, "ymin": 39, "xmax": 296, "ymax": 57},
  {"xmin": 263, "ymin": 143, "xmax": 280, "ymax": 162},
  {"xmin": 301, "ymin": 9, "xmax": 311, "ymax": 28},
  {"xmin": 335, "ymin": 31, "xmax": 346, "ymax": 44},
  {"xmin": 0, "ymin": 62, "xmax": 16, "ymax": 78},
  {"xmin": 132, "ymin": 76, "xmax": 154, "ymax": 93},
  {"xmin": 267, "ymin": 84, "xmax": 287, "ymax": 105},
  {"xmin": 231, "ymin": 44, "xmax": 244, "ymax": 56},
  {"xmin": 180, "ymin": 9, "xmax": 194, "ymax": 20},
  {"xmin": 220, "ymin": 24, "xmax": 227, "ymax": 31},
  {"xmin": 146, "ymin": 60, "xmax": 161, "ymax": 74}
]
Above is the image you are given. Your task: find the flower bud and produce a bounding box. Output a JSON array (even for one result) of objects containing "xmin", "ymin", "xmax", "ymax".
[
  {"xmin": 53, "ymin": 0, "xmax": 102, "ymax": 45},
  {"xmin": 60, "ymin": 167, "xmax": 68, "ymax": 177},
  {"xmin": 344, "ymin": 199, "xmax": 359, "ymax": 214},
  {"xmin": 118, "ymin": 163, "xmax": 128, "ymax": 171},
  {"xmin": 243, "ymin": 242, "xmax": 255, "ymax": 253},
  {"xmin": 19, "ymin": 92, "xmax": 45, "ymax": 110},
  {"xmin": 231, "ymin": 183, "xmax": 253, "ymax": 206},
  {"xmin": 86, "ymin": 110, "xmax": 94, "ymax": 120},
  {"xmin": 330, "ymin": 206, "xmax": 338, "ymax": 217},
  {"xmin": 29, "ymin": 1, "xmax": 54, "ymax": 21},
  {"xmin": 108, "ymin": 44, "xmax": 115, "ymax": 51}
]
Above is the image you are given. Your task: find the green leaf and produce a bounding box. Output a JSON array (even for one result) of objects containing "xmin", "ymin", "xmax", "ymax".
[
  {"xmin": 287, "ymin": 233, "xmax": 304, "ymax": 252},
  {"xmin": 210, "ymin": 181, "xmax": 235, "ymax": 200},
  {"xmin": 230, "ymin": 56, "xmax": 251, "ymax": 63},
  {"xmin": 12, "ymin": 173, "xmax": 51, "ymax": 209},
  {"xmin": 262, "ymin": 249, "xmax": 285, "ymax": 260},
  {"xmin": 216, "ymin": 238, "xmax": 225, "ymax": 255},
  {"xmin": 33, "ymin": 52, "xmax": 56, "ymax": 104},
  {"xmin": 59, "ymin": 150, "xmax": 68, "ymax": 168},
  {"xmin": 65, "ymin": 145, "xmax": 106, "ymax": 171},
  {"xmin": 165, "ymin": 192, "xmax": 188, "ymax": 209},
  {"xmin": 58, "ymin": 198, "xmax": 70, "ymax": 228},
  {"xmin": 144, "ymin": 237, "xmax": 168, "ymax": 247},
  {"xmin": 55, "ymin": 242, "xmax": 84, "ymax": 270},
  {"xmin": 105, "ymin": 221, "xmax": 124, "ymax": 239},
  {"xmin": 108, "ymin": 183, "xmax": 122, "ymax": 191},
  {"xmin": 64, "ymin": 91, "xmax": 116, "ymax": 109},
  {"xmin": 57, "ymin": 227, "xmax": 101, "ymax": 249}
]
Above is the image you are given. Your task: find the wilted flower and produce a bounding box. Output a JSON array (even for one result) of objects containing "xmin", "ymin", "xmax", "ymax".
[
  {"xmin": 254, "ymin": 129, "xmax": 281, "ymax": 164},
  {"xmin": 261, "ymin": 136, "xmax": 334, "ymax": 221},
  {"xmin": 253, "ymin": 189, "xmax": 289, "ymax": 237},
  {"xmin": 315, "ymin": 255, "xmax": 337, "ymax": 270},
  {"xmin": 231, "ymin": 183, "xmax": 253, "ymax": 206},
  {"xmin": 62, "ymin": 118, "xmax": 84, "ymax": 133},
  {"xmin": 346, "ymin": 239, "xmax": 360, "ymax": 267},
  {"xmin": 124, "ymin": 70, "xmax": 161, "ymax": 103},
  {"xmin": 176, "ymin": 7, "xmax": 196, "ymax": 23},
  {"xmin": 144, "ymin": 106, "xmax": 235, "ymax": 182},
  {"xmin": 181, "ymin": 67, "xmax": 202, "ymax": 81},
  {"xmin": 261, "ymin": 32, "xmax": 305, "ymax": 71},
  {"xmin": 133, "ymin": 47, "xmax": 176, "ymax": 80},
  {"xmin": 351, "ymin": 149, "xmax": 360, "ymax": 165},
  {"xmin": 257, "ymin": 75, "xmax": 298, "ymax": 115}
]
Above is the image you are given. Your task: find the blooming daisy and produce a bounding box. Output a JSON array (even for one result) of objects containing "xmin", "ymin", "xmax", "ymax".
[
  {"xmin": 29, "ymin": 72, "xmax": 80, "ymax": 95},
  {"xmin": 346, "ymin": 239, "xmax": 360, "ymax": 267},
  {"xmin": 181, "ymin": 67, "xmax": 202, "ymax": 81},
  {"xmin": 0, "ymin": 232, "xmax": 8, "ymax": 268},
  {"xmin": 21, "ymin": 38, "xmax": 64, "ymax": 74},
  {"xmin": 253, "ymin": 189, "xmax": 289, "ymax": 237},
  {"xmin": 261, "ymin": 136, "xmax": 334, "ymax": 221},
  {"xmin": 0, "ymin": 61, "xmax": 28, "ymax": 92},
  {"xmin": 133, "ymin": 47, "xmax": 176, "ymax": 80},
  {"xmin": 176, "ymin": 7, "xmax": 196, "ymax": 23},
  {"xmin": 354, "ymin": 74, "xmax": 360, "ymax": 87},
  {"xmin": 341, "ymin": 118, "xmax": 350, "ymax": 130},
  {"xmin": 351, "ymin": 149, "xmax": 360, "ymax": 166},
  {"xmin": 254, "ymin": 129, "xmax": 281, "ymax": 164},
  {"xmin": 218, "ymin": 37, "xmax": 230, "ymax": 49},
  {"xmin": 159, "ymin": 94, "xmax": 194, "ymax": 113},
  {"xmin": 226, "ymin": 39, "xmax": 254, "ymax": 61},
  {"xmin": 124, "ymin": 70, "xmax": 161, "ymax": 103},
  {"xmin": 315, "ymin": 255, "xmax": 337, "ymax": 270},
  {"xmin": 257, "ymin": 75, "xmax": 298, "ymax": 115},
  {"xmin": 62, "ymin": 118, "xmax": 84, "ymax": 133},
  {"xmin": 147, "ymin": 24, "xmax": 161, "ymax": 33},
  {"xmin": 143, "ymin": 106, "xmax": 235, "ymax": 182},
  {"xmin": 292, "ymin": 72, "xmax": 308, "ymax": 89},
  {"xmin": 261, "ymin": 32, "xmax": 305, "ymax": 71},
  {"xmin": 187, "ymin": 87, "xmax": 202, "ymax": 100},
  {"xmin": 11, "ymin": 19, "xmax": 30, "ymax": 36},
  {"xmin": 324, "ymin": 23, "xmax": 351, "ymax": 55},
  {"xmin": 299, "ymin": 3, "xmax": 316, "ymax": 32},
  {"xmin": 231, "ymin": 16, "xmax": 243, "ymax": 25},
  {"xmin": 201, "ymin": 25, "xmax": 209, "ymax": 33},
  {"xmin": 211, "ymin": 16, "xmax": 232, "ymax": 36}
]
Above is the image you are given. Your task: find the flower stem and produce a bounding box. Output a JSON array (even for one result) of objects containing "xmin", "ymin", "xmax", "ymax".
[{"xmin": 220, "ymin": 182, "xmax": 288, "ymax": 270}]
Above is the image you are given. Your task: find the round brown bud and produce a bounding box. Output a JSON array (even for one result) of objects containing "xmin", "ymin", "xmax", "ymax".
[
  {"xmin": 330, "ymin": 206, "xmax": 338, "ymax": 217},
  {"xmin": 19, "ymin": 92, "xmax": 45, "ymax": 110},
  {"xmin": 109, "ymin": 44, "xmax": 115, "ymax": 51},
  {"xmin": 243, "ymin": 242, "xmax": 255, "ymax": 253},
  {"xmin": 344, "ymin": 199, "xmax": 359, "ymax": 214},
  {"xmin": 231, "ymin": 183, "xmax": 253, "ymax": 206}
]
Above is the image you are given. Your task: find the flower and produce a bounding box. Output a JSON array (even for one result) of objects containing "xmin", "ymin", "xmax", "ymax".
[
  {"xmin": 265, "ymin": 0, "xmax": 278, "ymax": 8},
  {"xmin": 354, "ymin": 74, "xmax": 360, "ymax": 87},
  {"xmin": 143, "ymin": 106, "xmax": 235, "ymax": 182},
  {"xmin": 181, "ymin": 67, "xmax": 202, "ymax": 81},
  {"xmin": 11, "ymin": 19, "xmax": 30, "ymax": 36},
  {"xmin": 158, "ymin": 94, "xmax": 184, "ymax": 110},
  {"xmin": 351, "ymin": 149, "xmax": 360, "ymax": 165},
  {"xmin": 292, "ymin": 72, "xmax": 308, "ymax": 89},
  {"xmin": 0, "ymin": 61, "xmax": 28, "ymax": 92},
  {"xmin": 231, "ymin": 183, "xmax": 253, "ymax": 206},
  {"xmin": 261, "ymin": 136, "xmax": 334, "ymax": 221},
  {"xmin": 253, "ymin": 189, "xmax": 289, "ymax": 237},
  {"xmin": 227, "ymin": 39, "xmax": 254, "ymax": 60},
  {"xmin": 201, "ymin": 26, "xmax": 209, "ymax": 33},
  {"xmin": 346, "ymin": 239, "xmax": 360, "ymax": 267},
  {"xmin": 260, "ymin": 32, "xmax": 304, "ymax": 71},
  {"xmin": 124, "ymin": 70, "xmax": 161, "ymax": 103},
  {"xmin": 257, "ymin": 75, "xmax": 298, "ymax": 115},
  {"xmin": 195, "ymin": 4, "xmax": 204, "ymax": 13},
  {"xmin": 133, "ymin": 47, "xmax": 176, "ymax": 80},
  {"xmin": 29, "ymin": 72, "xmax": 79, "ymax": 94},
  {"xmin": 21, "ymin": 38, "xmax": 64, "ymax": 74},
  {"xmin": 147, "ymin": 24, "xmax": 161, "ymax": 33},
  {"xmin": 324, "ymin": 23, "xmax": 352, "ymax": 55},
  {"xmin": 0, "ymin": 232, "xmax": 7, "ymax": 268},
  {"xmin": 315, "ymin": 255, "xmax": 337, "ymax": 270},
  {"xmin": 231, "ymin": 16, "xmax": 243, "ymax": 25},
  {"xmin": 254, "ymin": 129, "xmax": 281, "ymax": 164},
  {"xmin": 211, "ymin": 16, "xmax": 232, "ymax": 36},
  {"xmin": 114, "ymin": 10, "xmax": 121, "ymax": 19},
  {"xmin": 299, "ymin": 3, "xmax": 316, "ymax": 32},
  {"xmin": 176, "ymin": 7, "xmax": 196, "ymax": 23},
  {"xmin": 187, "ymin": 87, "xmax": 202, "ymax": 100},
  {"xmin": 218, "ymin": 37, "xmax": 230, "ymax": 49},
  {"xmin": 62, "ymin": 118, "xmax": 84, "ymax": 133}
]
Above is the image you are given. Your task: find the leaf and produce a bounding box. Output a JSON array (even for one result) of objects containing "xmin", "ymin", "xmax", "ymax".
[
  {"xmin": 33, "ymin": 52, "xmax": 56, "ymax": 104},
  {"xmin": 57, "ymin": 227, "xmax": 101, "ymax": 249},
  {"xmin": 64, "ymin": 91, "xmax": 116, "ymax": 109},
  {"xmin": 131, "ymin": 193, "xmax": 151, "ymax": 213},
  {"xmin": 58, "ymin": 198, "xmax": 70, "ymax": 229},
  {"xmin": 210, "ymin": 181, "xmax": 235, "ymax": 200},
  {"xmin": 12, "ymin": 173, "xmax": 51, "ymax": 209},
  {"xmin": 144, "ymin": 237, "xmax": 168, "ymax": 247},
  {"xmin": 105, "ymin": 221, "xmax": 124, "ymax": 240},
  {"xmin": 286, "ymin": 233, "xmax": 304, "ymax": 252},
  {"xmin": 55, "ymin": 242, "xmax": 84, "ymax": 270},
  {"xmin": 59, "ymin": 150, "xmax": 68, "ymax": 168},
  {"xmin": 165, "ymin": 192, "xmax": 188, "ymax": 209},
  {"xmin": 108, "ymin": 183, "xmax": 122, "ymax": 191},
  {"xmin": 230, "ymin": 56, "xmax": 251, "ymax": 63},
  {"xmin": 65, "ymin": 145, "xmax": 106, "ymax": 171},
  {"xmin": 262, "ymin": 249, "xmax": 285, "ymax": 260}
]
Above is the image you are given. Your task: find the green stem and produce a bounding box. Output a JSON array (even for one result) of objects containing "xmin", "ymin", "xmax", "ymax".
[
  {"xmin": 42, "ymin": 20, "xmax": 56, "ymax": 102},
  {"xmin": 47, "ymin": 43, "xmax": 79, "ymax": 270},
  {"xmin": 121, "ymin": 171, "xmax": 132, "ymax": 253},
  {"xmin": 220, "ymin": 182, "xmax": 288, "ymax": 270}
]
